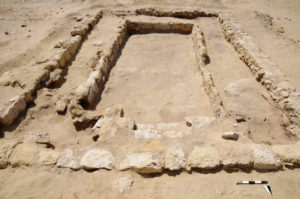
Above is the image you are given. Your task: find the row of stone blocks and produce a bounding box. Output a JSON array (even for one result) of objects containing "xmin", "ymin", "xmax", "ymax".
[
  {"xmin": 1, "ymin": 137, "xmax": 300, "ymax": 173},
  {"xmin": 0, "ymin": 10, "xmax": 103, "ymax": 127},
  {"xmin": 134, "ymin": 7, "xmax": 218, "ymax": 19},
  {"xmin": 218, "ymin": 12, "xmax": 300, "ymax": 137},
  {"xmin": 191, "ymin": 25, "xmax": 225, "ymax": 118}
]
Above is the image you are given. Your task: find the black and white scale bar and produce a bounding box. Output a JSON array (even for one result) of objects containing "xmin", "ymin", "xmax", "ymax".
[{"xmin": 236, "ymin": 181, "xmax": 268, "ymax": 185}]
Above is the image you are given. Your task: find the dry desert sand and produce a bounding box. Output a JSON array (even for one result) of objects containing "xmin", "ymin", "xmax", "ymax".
[{"xmin": 0, "ymin": 0, "xmax": 300, "ymax": 198}]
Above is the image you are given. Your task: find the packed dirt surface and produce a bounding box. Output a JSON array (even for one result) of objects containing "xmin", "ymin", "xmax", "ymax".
[
  {"xmin": 1, "ymin": 0, "xmax": 300, "ymax": 198},
  {"xmin": 96, "ymin": 33, "xmax": 213, "ymax": 123}
]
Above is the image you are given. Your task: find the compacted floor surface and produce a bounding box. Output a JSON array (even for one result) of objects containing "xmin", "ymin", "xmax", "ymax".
[{"xmin": 96, "ymin": 33, "xmax": 213, "ymax": 124}]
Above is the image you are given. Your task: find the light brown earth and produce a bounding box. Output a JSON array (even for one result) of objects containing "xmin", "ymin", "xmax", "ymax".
[
  {"xmin": 96, "ymin": 33, "xmax": 214, "ymax": 123},
  {"xmin": 1, "ymin": 0, "xmax": 300, "ymax": 198}
]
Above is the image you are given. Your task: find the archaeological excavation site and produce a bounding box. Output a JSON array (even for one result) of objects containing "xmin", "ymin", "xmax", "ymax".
[{"xmin": 0, "ymin": 0, "xmax": 300, "ymax": 198}]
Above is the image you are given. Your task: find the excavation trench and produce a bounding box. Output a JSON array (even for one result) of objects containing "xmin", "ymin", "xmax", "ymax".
[{"xmin": 93, "ymin": 23, "xmax": 214, "ymax": 124}]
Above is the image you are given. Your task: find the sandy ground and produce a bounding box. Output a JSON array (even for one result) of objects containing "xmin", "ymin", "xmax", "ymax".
[
  {"xmin": 1, "ymin": 0, "xmax": 300, "ymax": 198},
  {"xmin": 1, "ymin": 168, "xmax": 300, "ymax": 199}
]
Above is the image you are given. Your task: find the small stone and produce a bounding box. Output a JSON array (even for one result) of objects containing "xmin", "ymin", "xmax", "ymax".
[
  {"xmin": 24, "ymin": 131, "xmax": 50, "ymax": 145},
  {"xmin": 165, "ymin": 145, "xmax": 186, "ymax": 170},
  {"xmin": 222, "ymin": 132, "xmax": 239, "ymax": 140},
  {"xmin": 44, "ymin": 92, "xmax": 53, "ymax": 97},
  {"xmin": 277, "ymin": 26, "xmax": 285, "ymax": 33},
  {"xmin": 38, "ymin": 103, "xmax": 50, "ymax": 110},
  {"xmin": 9, "ymin": 143, "xmax": 39, "ymax": 167},
  {"xmin": 56, "ymin": 99, "xmax": 67, "ymax": 113},
  {"xmin": 184, "ymin": 116, "xmax": 216, "ymax": 129},
  {"xmin": 94, "ymin": 40, "xmax": 102, "ymax": 46},
  {"xmin": 252, "ymin": 144, "xmax": 281, "ymax": 170},
  {"xmin": 92, "ymin": 117, "xmax": 105, "ymax": 131},
  {"xmin": 80, "ymin": 149, "xmax": 114, "ymax": 170},
  {"xmin": 21, "ymin": 24, "xmax": 27, "ymax": 27},
  {"xmin": 113, "ymin": 175, "xmax": 134, "ymax": 193},
  {"xmin": 4, "ymin": 31, "xmax": 9, "ymax": 35},
  {"xmin": 35, "ymin": 58, "xmax": 49, "ymax": 64},
  {"xmin": 119, "ymin": 152, "xmax": 163, "ymax": 173},
  {"xmin": 76, "ymin": 16, "xmax": 83, "ymax": 22},
  {"xmin": 56, "ymin": 149, "xmax": 80, "ymax": 170},
  {"xmin": 187, "ymin": 146, "xmax": 221, "ymax": 170}
]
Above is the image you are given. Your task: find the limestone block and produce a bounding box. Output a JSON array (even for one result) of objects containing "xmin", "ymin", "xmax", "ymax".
[
  {"xmin": 165, "ymin": 145, "xmax": 186, "ymax": 170},
  {"xmin": 80, "ymin": 149, "xmax": 114, "ymax": 170},
  {"xmin": 272, "ymin": 142, "xmax": 300, "ymax": 165},
  {"xmin": 75, "ymin": 83, "xmax": 89, "ymax": 99},
  {"xmin": 53, "ymin": 53, "xmax": 65, "ymax": 68},
  {"xmin": 86, "ymin": 77, "xmax": 99, "ymax": 105},
  {"xmin": 37, "ymin": 149, "xmax": 60, "ymax": 166},
  {"xmin": 56, "ymin": 99, "xmax": 67, "ymax": 113},
  {"xmin": 71, "ymin": 25, "xmax": 86, "ymax": 36},
  {"xmin": 187, "ymin": 146, "xmax": 221, "ymax": 170},
  {"xmin": 56, "ymin": 149, "xmax": 80, "ymax": 170},
  {"xmin": 69, "ymin": 35, "xmax": 81, "ymax": 55},
  {"xmin": 45, "ymin": 68, "xmax": 64, "ymax": 87},
  {"xmin": 219, "ymin": 143, "xmax": 253, "ymax": 169},
  {"xmin": 43, "ymin": 60, "xmax": 58, "ymax": 71},
  {"xmin": 0, "ymin": 96, "xmax": 26, "ymax": 126},
  {"xmin": 252, "ymin": 144, "xmax": 281, "ymax": 170},
  {"xmin": 84, "ymin": 16, "xmax": 97, "ymax": 27},
  {"xmin": 62, "ymin": 49, "xmax": 71, "ymax": 63},
  {"xmin": 9, "ymin": 143, "xmax": 39, "ymax": 167},
  {"xmin": 119, "ymin": 152, "xmax": 163, "ymax": 173}
]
